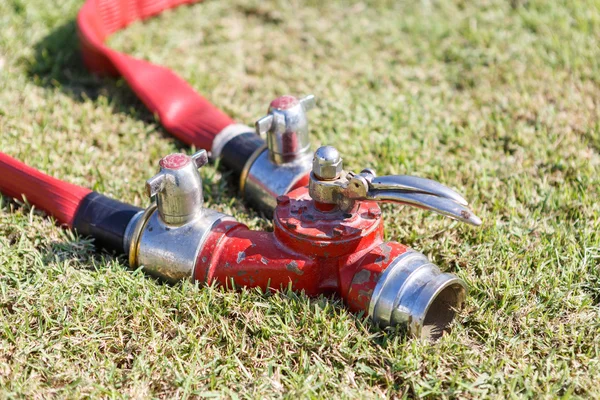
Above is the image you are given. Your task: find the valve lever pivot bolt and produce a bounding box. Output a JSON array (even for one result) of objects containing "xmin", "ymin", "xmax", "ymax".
[{"xmin": 313, "ymin": 146, "xmax": 343, "ymax": 180}]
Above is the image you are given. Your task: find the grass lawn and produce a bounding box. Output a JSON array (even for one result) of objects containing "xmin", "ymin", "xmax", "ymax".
[{"xmin": 1, "ymin": 0, "xmax": 600, "ymax": 397}]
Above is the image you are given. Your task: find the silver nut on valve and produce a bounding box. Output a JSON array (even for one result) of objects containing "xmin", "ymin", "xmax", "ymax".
[{"xmin": 313, "ymin": 146, "xmax": 343, "ymax": 180}]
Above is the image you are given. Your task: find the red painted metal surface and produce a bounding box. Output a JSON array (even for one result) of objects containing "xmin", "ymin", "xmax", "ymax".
[
  {"xmin": 0, "ymin": 152, "xmax": 92, "ymax": 226},
  {"xmin": 160, "ymin": 153, "xmax": 190, "ymax": 170},
  {"xmin": 270, "ymin": 95, "xmax": 299, "ymax": 110},
  {"xmin": 195, "ymin": 186, "xmax": 410, "ymax": 315},
  {"xmin": 77, "ymin": 0, "xmax": 233, "ymax": 151}
]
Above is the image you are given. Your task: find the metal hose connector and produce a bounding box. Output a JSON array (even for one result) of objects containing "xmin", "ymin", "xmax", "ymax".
[{"xmin": 369, "ymin": 251, "xmax": 467, "ymax": 339}]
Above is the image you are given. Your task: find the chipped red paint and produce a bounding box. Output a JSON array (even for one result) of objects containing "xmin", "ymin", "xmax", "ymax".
[
  {"xmin": 273, "ymin": 188, "xmax": 382, "ymax": 258},
  {"xmin": 270, "ymin": 95, "xmax": 299, "ymax": 110},
  {"xmin": 160, "ymin": 153, "xmax": 190, "ymax": 170},
  {"xmin": 194, "ymin": 186, "xmax": 409, "ymax": 315}
]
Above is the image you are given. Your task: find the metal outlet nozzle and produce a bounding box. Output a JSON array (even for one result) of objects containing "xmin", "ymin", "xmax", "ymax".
[{"xmin": 369, "ymin": 251, "xmax": 467, "ymax": 339}]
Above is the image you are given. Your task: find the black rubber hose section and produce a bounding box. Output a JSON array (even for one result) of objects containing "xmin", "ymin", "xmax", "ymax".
[
  {"xmin": 220, "ymin": 132, "xmax": 265, "ymax": 176},
  {"xmin": 72, "ymin": 192, "xmax": 141, "ymax": 253}
]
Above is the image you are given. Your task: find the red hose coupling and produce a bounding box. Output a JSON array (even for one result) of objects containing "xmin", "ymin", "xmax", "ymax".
[{"xmin": 126, "ymin": 148, "xmax": 480, "ymax": 338}]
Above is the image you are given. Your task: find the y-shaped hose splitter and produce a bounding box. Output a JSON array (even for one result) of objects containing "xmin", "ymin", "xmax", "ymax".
[
  {"xmin": 125, "ymin": 146, "xmax": 479, "ymax": 339},
  {"xmin": 0, "ymin": 141, "xmax": 481, "ymax": 339}
]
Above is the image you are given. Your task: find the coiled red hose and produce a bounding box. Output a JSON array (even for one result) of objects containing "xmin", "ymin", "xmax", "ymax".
[{"xmin": 77, "ymin": 0, "xmax": 234, "ymax": 150}]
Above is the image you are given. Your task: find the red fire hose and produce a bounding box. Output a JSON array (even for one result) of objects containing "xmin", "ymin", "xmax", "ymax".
[{"xmin": 0, "ymin": 152, "xmax": 91, "ymax": 226}]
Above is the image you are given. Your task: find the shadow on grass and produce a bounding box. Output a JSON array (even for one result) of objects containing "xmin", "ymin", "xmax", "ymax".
[{"xmin": 26, "ymin": 20, "xmax": 159, "ymax": 129}]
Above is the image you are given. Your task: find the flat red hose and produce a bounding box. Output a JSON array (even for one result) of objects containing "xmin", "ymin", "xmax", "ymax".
[
  {"xmin": 0, "ymin": 153, "xmax": 91, "ymax": 227},
  {"xmin": 77, "ymin": 0, "xmax": 234, "ymax": 150}
]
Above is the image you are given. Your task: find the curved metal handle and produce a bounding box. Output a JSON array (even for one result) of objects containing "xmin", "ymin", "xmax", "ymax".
[
  {"xmin": 369, "ymin": 175, "xmax": 468, "ymax": 206},
  {"xmin": 364, "ymin": 174, "xmax": 481, "ymax": 225},
  {"xmin": 366, "ymin": 189, "xmax": 481, "ymax": 226},
  {"xmin": 309, "ymin": 146, "xmax": 482, "ymax": 226}
]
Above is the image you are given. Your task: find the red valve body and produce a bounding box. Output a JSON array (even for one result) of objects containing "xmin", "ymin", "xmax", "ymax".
[{"xmin": 195, "ymin": 187, "xmax": 409, "ymax": 313}]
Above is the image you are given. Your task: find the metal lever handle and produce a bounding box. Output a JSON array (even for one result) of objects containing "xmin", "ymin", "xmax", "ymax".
[
  {"xmin": 369, "ymin": 175, "xmax": 468, "ymax": 206},
  {"xmin": 366, "ymin": 189, "xmax": 480, "ymax": 225},
  {"xmin": 310, "ymin": 146, "xmax": 482, "ymax": 226},
  {"xmin": 356, "ymin": 172, "xmax": 481, "ymax": 226}
]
